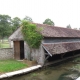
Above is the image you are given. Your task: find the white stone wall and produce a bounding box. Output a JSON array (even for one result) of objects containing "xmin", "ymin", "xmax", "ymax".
[
  {"xmin": 24, "ymin": 41, "xmax": 30, "ymax": 60},
  {"xmin": 24, "ymin": 42, "xmax": 45, "ymax": 66},
  {"xmin": 0, "ymin": 48, "xmax": 13, "ymax": 60},
  {"xmin": 31, "ymin": 44, "xmax": 45, "ymax": 65}
]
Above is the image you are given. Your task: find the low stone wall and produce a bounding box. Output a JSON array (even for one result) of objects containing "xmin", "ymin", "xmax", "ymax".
[{"xmin": 0, "ymin": 48, "xmax": 13, "ymax": 60}]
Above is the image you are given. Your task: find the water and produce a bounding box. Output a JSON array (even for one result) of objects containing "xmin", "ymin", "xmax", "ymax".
[{"xmin": 3, "ymin": 58, "xmax": 80, "ymax": 80}]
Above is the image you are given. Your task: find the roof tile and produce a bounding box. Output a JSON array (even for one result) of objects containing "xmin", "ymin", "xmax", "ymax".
[{"xmin": 43, "ymin": 42, "xmax": 80, "ymax": 55}]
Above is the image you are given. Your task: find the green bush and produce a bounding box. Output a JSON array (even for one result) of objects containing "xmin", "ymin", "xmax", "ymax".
[{"xmin": 21, "ymin": 21, "xmax": 43, "ymax": 48}]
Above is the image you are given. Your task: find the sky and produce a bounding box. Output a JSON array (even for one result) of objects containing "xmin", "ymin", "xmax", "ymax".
[{"xmin": 0, "ymin": 0, "xmax": 80, "ymax": 29}]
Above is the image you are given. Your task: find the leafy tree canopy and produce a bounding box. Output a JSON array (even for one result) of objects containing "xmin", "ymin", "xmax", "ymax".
[
  {"xmin": 21, "ymin": 20, "xmax": 43, "ymax": 48},
  {"xmin": 12, "ymin": 17, "xmax": 21, "ymax": 32},
  {"xmin": 0, "ymin": 14, "xmax": 34, "ymax": 39},
  {"xmin": 43, "ymin": 18, "xmax": 55, "ymax": 26},
  {"xmin": 23, "ymin": 16, "xmax": 33, "ymax": 22},
  {"xmin": 0, "ymin": 14, "xmax": 12, "ymax": 38},
  {"xmin": 66, "ymin": 24, "xmax": 71, "ymax": 29}
]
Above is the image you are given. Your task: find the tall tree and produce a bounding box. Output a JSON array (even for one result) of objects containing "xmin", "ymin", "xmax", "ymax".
[
  {"xmin": 66, "ymin": 24, "xmax": 71, "ymax": 29},
  {"xmin": 0, "ymin": 14, "xmax": 12, "ymax": 39},
  {"xmin": 43, "ymin": 18, "xmax": 55, "ymax": 26},
  {"xmin": 23, "ymin": 16, "xmax": 33, "ymax": 22},
  {"xmin": 12, "ymin": 17, "xmax": 21, "ymax": 32}
]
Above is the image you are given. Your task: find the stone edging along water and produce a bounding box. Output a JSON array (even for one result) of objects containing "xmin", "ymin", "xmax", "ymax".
[{"xmin": 0, "ymin": 65, "xmax": 42, "ymax": 79}]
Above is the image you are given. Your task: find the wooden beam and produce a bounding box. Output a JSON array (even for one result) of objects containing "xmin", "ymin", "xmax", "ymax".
[
  {"xmin": 42, "ymin": 45, "xmax": 52, "ymax": 57},
  {"xmin": 45, "ymin": 55, "xmax": 50, "ymax": 61},
  {"xmin": 61, "ymin": 53, "xmax": 66, "ymax": 59}
]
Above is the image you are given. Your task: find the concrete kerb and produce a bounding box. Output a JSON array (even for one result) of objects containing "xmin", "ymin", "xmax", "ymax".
[{"xmin": 0, "ymin": 65, "xmax": 42, "ymax": 79}]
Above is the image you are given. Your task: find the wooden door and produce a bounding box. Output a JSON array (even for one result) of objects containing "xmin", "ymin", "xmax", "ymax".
[
  {"xmin": 14, "ymin": 41, "xmax": 24, "ymax": 60},
  {"xmin": 14, "ymin": 41, "xmax": 20, "ymax": 59}
]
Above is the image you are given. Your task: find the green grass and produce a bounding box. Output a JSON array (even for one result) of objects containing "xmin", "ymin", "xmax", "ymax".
[
  {"xmin": 0, "ymin": 43, "xmax": 10, "ymax": 48},
  {"xmin": 0, "ymin": 60, "xmax": 28, "ymax": 73},
  {"xmin": 0, "ymin": 39, "xmax": 10, "ymax": 48}
]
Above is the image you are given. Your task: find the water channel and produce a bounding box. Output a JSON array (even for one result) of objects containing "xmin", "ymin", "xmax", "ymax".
[{"xmin": 3, "ymin": 57, "xmax": 80, "ymax": 80}]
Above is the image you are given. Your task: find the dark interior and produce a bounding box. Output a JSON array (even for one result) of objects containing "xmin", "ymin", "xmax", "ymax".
[
  {"xmin": 45, "ymin": 49, "xmax": 80, "ymax": 62},
  {"xmin": 20, "ymin": 41, "xmax": 24, "ymax": 59}
]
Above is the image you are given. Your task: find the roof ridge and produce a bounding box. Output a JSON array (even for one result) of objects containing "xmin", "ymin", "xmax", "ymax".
[{"xmin": 31, "ymin": 22, "xmax": 80, "ymax": 31}]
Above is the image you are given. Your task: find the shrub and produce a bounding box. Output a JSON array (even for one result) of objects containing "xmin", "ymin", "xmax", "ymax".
[{"xmin": 21, "ymin": 21, "xmax": 43, "ymax": 48}]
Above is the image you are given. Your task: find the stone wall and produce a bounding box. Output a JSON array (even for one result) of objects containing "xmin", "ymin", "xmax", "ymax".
[
  {"xmin": 24, "ymin": 42, "xmax": 45, "ymax": 66},
  {"xmin": 31, "ymin": 46, "xmax": 45, "ymax": 66},
  {"xmin": 0, "ymin": 48, "xmax": 13, "ymax": 60}
]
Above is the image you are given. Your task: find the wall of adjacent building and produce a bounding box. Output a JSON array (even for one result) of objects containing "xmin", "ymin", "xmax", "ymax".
[
  {"xmin": 0, "ymin": 48, "xmax": 13, "ymax": 60},
  {"xmin": 43, "ymin": 37, "xmax": 80, "ymax": 43},
  {"xmin": 24, "ymin": 41, "xmax": 45, "ymax": 66}
]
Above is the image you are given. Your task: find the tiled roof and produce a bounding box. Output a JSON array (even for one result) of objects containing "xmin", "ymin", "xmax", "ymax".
[
  {"xmin": 42, "ymin": 42, "xmax": 80, "ymax": 55},
  {"xmin": 9, "ymin": 27, "xmax": 23, "ymax": 41},
  {"xmin": 9, "ymin": 23, "xmax": 80, "ymax": 40},
  {"xmin": 35, "ymin": 23, "xmax": 80, "ymax": 38}
]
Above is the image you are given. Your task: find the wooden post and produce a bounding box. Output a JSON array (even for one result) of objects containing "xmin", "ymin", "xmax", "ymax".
[{"xmin": 61, "ymin": 53, "xmax": 65, "ymax": 59}]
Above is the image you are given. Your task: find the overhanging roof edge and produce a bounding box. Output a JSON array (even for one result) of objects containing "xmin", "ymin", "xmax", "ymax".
[{"xmin": 42, "ymin": 45, "xmax": 52, "ymax": 57}]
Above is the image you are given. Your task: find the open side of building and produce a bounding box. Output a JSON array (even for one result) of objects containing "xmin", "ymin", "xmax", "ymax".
[{"xmin": 9, "ymin": 23, "xmax": 80, "ymax": 66}]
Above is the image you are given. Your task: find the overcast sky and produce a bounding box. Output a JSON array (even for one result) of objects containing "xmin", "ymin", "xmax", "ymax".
[{"xmin": 0, "ymin": 0, "xmax": 80, "ymax": 29}]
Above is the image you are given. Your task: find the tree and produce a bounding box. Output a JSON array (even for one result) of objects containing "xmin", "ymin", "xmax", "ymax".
[
  {"xmin": 0, "ymin": 14, "xmax": 12, "ymax": 39},
  {"xmin": 66, "ymin": 24, "xmax": 71, "ymax": 29},
  {"xmin": 12, "ymin": 17, "xmax": 21, "ymax": 32},
  {"xmin": 43, "ymin": 18, "xmax": 55, "ymax": 26},
  {"xmin": 23, "ymin": 16, "xmax": 33, "ymax": 22}
]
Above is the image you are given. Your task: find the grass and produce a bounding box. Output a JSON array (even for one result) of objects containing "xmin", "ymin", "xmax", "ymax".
[
  {"xmin": 0, "ymin": 39, "xmax": 10, "ymax": 48},
  {"xmin": 0, "ymin": 42, "xmax": 10, "ymax": 48},
  {"xmin": 0, "ymin": 60, "xmax": 28, "ymax": 73}
]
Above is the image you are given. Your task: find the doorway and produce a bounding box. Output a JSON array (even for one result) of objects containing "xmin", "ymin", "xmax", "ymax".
[
  {"xmin": 20, "ymin": 41, "xmax": 24, "ymax": 59},
  {"xmin": 14, "ymin": 41, "xmax": 24, "ymax": 60}
]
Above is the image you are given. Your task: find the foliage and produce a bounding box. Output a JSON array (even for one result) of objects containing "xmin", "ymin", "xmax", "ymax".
[
  {"xmin": 0, "ymin": 14, "xmax": 12, "ymax": 38},
  {"xmin": 21, "ymin": 21, "xmax": 43, "ymax": 48},
  {"xmin": 43, "ymin": 18, "xmax": 55, "ymax": 26},
  {"xmin": 0, "ymin": 14, "xmax": 33, "ymax": 39},
  {"xmin": 0, "ymin": 60, "xmax": 27, "ymax": 73},
  {"xmin": 12, "ymin": 17, "xmax": 21, "ymax": 32},
  {"xmin": 23, "ymin": 16, "xmax": 33, "ymax": 22},
  {"xmin": 66, "ymin": 24, "xmax": 71, "ymax": 29}
]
